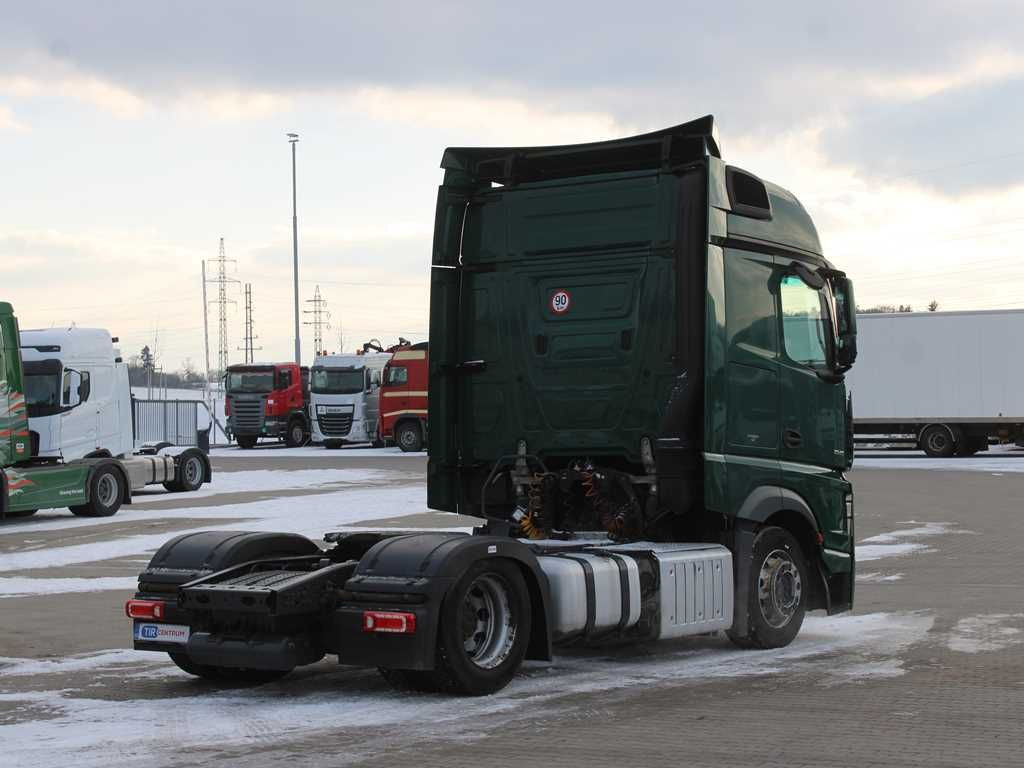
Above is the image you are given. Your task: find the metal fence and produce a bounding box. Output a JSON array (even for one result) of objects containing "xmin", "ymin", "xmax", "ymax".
[{"xmin": 132, "ymin": 398, "xmax": 212, "ymax": 451}]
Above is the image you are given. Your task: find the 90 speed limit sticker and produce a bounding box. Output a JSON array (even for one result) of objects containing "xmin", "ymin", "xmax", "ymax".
[{"xmin": 550, "ymin": 289, "xmax": 571, "ymax": 314}]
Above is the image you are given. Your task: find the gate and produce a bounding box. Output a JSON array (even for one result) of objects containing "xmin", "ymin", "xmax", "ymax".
[{"xmin": 132, "ymin": 399, "xmax": 212, "ymax": 451}]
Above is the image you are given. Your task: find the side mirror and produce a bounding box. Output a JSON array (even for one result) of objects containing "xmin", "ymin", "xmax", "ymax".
[
  {"xmin": 62, "ymin": 370, "xmax": 82, "ymax": 408},
  {"xmin": 833, "ymin": 277, "xmax": 858, "ymax": 369}
]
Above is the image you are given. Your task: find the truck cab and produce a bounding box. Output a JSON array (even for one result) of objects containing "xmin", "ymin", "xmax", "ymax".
[
  {"xmin": 19, "ymin": 327, "xmax": 132, "ymax": 460},
  {"xmin": 379, "ymin": 342, "xmax": 428, "ymax": 452},
  {"xmin": 309, "ymin": 353, "xmax": 389, "ymax": 448},
  {"xmin": 225, "ymin": 363, "xmax": 309, "ymax": 449}
]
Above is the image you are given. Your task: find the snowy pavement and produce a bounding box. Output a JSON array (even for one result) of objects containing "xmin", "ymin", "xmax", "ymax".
[{"xmin": 0, "ymin": 453, "xmax": 1022, "ymax": 767}]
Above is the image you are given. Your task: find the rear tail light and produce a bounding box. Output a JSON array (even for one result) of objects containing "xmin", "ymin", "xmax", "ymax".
[
  {"xmin": 125, "ymin": 599, "xmax": 166, "ymax": 620},
  {"xmin": 362, "ymin": 611, "xmax": 416, "ymax": 634}
]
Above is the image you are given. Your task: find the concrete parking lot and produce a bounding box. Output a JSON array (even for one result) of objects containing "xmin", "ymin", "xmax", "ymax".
[{"xmin": 1, "ymin": 449, "xmax": 1022, "ymax": 768}]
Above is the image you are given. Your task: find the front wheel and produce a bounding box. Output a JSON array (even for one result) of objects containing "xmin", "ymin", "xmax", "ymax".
[
  {"xmin": 382, "ymin": 559, "xmax": 531, "ymax": 696},
  {"xmin": 396, "ymin": 421, "xmax": 423, "ymax": 453},
  {"xmin": 70, "ymin": 466, "xmax": 123, "ymax": 517},
  {"xmin": 284, "ymin": 420, "xmax": 307, "ymax": 448},
  {"xmin": 728, "ymin": 526, "xmax": 808, "ymax": 650}
]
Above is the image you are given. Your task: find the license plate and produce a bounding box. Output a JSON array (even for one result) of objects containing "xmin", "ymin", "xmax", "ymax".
[
  {"xmin": 324, "ymin": 407, "xmax": 350, "ymax": 414},
  {"xmin": 133, "ymin": 621, "xmax": 190, "ymax": 644}
]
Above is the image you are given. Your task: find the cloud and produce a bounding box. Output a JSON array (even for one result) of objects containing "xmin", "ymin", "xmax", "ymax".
[{"xmin": 0, "ymin": 104, "xmax": 28, "ymax": 132}]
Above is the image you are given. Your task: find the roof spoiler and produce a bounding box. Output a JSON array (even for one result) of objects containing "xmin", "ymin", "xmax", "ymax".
[{"xmin": 441, "ymin": 115, "xmax": 720, "ymax": 186}]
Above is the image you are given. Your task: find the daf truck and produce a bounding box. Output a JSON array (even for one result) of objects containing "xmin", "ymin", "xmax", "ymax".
[
  {"xmin": 847, "ymin": 309, "xmax": 1024, "ymax": 456},
  {"xmin": 1, "ymin": 303, "xmax": 211, "ymax": 520},
  {"xmin": 127, "ymin": 116, "xmax": 858, "ymax": 695},
  {"xmin": 309, "ymin": 352, "xmax": 389, "ymax": 448}
]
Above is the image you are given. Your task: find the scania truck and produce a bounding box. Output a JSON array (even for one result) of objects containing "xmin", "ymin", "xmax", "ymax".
[
  {"xmin": 225, "ymin": 362, "xmax": 310, "ymax": 448},
  {"xmin": 1, "ymin": 303, "xmax": 211, "ymax": 520},
  {"xmin": 127, "ymin": 116, "xmax": 858, "ymax": 695}
]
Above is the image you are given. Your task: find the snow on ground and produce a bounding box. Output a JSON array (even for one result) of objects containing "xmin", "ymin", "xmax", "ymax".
[
  {"xmin": 946, "ymin": 614, "xmax": 1024, "ymax": 653},
  {"xmin": 856, "ymin": 521, "xmax": 968, "ymax": 562},
  {"xmin": 0, "ymin": 611, "xmax": 933, "ymax": 768},
  {"xmin": 0, "ymin": 484, "xmax": 432, "ymax": 574},
  {"xmin": 854, "ymin": 449, "xmax": 1024, "ymax": 473},
  {"xmin": 0, "ymin": 576, "xmax": 140, "ymax": 598},
  {"xmin": 857, "ymin": 572, "xmax": 905, "ymax": 583},
  {"xmin": 0, "ymin": 467, "xmax": 417, "ymax": 535}
]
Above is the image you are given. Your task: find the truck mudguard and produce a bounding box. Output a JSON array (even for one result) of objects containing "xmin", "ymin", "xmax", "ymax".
[
  {"xmin": 735, "ymin": 485, "xmax": 818, "ymax": 531},
  {"xmin": 139, "ymin": 530, "xmax": 322, "ymax": 588},
  {"xmin": 344, "ymin": 532, "xmax": 552, "ymax": 663}
]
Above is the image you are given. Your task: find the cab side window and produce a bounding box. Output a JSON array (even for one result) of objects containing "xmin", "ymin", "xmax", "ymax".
[
  {"xmin": 780, "ymin": 275, "xmax": 828, "ymax": 367},
  {"xmin": 385, "ymin": 366, "xmax": 408, "ymax": 386},
  {"xmin": 278, "ymin": 369, "xmax": 292, "ymax": 389}
]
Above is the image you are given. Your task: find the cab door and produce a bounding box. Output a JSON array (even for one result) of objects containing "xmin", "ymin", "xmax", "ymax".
[
  {"xmin": 777, "ymin": 270, "xmax": 845, "ymax": 469},
  {"xmin": 59, "ymin": 368, "xmax": 96, "ymax": 459}
]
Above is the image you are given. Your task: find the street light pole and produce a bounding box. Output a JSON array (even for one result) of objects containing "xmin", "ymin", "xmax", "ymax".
[{"xmin": 288, "ymin": 133, "xmax": 301, "ymax": 365}]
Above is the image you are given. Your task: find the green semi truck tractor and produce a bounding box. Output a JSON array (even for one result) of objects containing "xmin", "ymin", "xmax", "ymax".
[
  {"xmin": 1, "ymin": 302, "xmax": 211, "ymax": 520},
  {"xmin": 128, "ymin": 116, "xmax": 858, "ymax": 694}
]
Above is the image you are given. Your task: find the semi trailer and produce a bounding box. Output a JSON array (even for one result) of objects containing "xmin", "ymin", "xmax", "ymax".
[
  {"xmin": 127, "ymin": 116, "xmax": 859, "ymax": 695},
  {"xmin": 846, "ymin": 309, "xmax": 1024, "ymax": 456},
  {"xmin": 1, "ymin": 303, "xmax": 211, "ymax": 520}
]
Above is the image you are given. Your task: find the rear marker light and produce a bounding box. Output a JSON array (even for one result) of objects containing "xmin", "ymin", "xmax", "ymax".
[
  {"xmin": 125, "ymin": 599, "xmax": 166, "ymax": 621},
  {"xmin": 362, "ymin": 611, "xmax": 416, "ymax": 634}
]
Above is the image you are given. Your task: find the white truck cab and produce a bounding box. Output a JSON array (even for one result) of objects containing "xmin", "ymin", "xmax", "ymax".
[
  {"xmin": 19, "ymin": 327, "xmax": 133, "ymax": 460},
  {"xmin": 309, "ymin": 353, "xmax": 390, "ymax": 447}
]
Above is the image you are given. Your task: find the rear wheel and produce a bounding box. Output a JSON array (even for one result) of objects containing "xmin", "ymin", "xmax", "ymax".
[
  {"xmin": 168, "ymin": 652, "xmax": 291, "ymax": 683},
  {"xmin": 380, "ymin": 559, "xmax": 530, "ymax": 696},
  {"xmin": 70, "ymin": 466, "xmax": 123, "ymax": 517},
  {"xmin": 396, "ymin": 421, "xmax": 423, "ymax": 453},
  {"xmin": 285, "ymin": 419, "xmax": 306, "ymax": 447},
  {"xmin": 920, "ymin": 424, "xmax": 956, "ymax": 458},
  {"xmin": 163, "ymin": 452, "xmax": 205, "ymax": 492},
  {"xmin": 236, "ymin": 435, "xmax": 258, "ymax": 449},
  {"xmin": 728, "ymin": 526, "xmax": 808, "ymax": 650}
]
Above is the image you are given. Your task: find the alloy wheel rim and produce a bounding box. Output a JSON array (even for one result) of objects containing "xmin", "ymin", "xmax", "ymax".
[
  {"xmin": 758, "ymin": 548, "xmax": 802, "ymax": 629},
  {"xmin": 460, "ymin": 574, "xmax": 516, "ymax": 669}
]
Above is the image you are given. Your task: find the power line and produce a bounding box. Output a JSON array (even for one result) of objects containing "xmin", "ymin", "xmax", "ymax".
[
  {"xmin": 237, "ymin": 283, "xmax": 262, "ymax": 364},
  {"xmin": 303, "ymin": 285, "xmax": 331, "ymax": 357},
  {"xmin": 209, "ymin": 237, "xmax": 238, "ymax": 377}
]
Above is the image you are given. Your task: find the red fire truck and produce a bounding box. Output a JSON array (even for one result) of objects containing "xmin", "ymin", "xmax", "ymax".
[{"xmin": 378, "ymin": 342, "xmax": 427, "ymax": 452}]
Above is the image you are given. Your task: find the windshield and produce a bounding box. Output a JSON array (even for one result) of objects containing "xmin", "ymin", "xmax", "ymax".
[
  {"xmin": 24, "ymin": 372, "xmax": 62, "ymax": 417},
  {"xmin": 311, "ymin": 366, "xmax": 365, "ymax": 394},
  {"xmin": 226, "ymin": 371, "xmax": 274, "ymax": 393}
]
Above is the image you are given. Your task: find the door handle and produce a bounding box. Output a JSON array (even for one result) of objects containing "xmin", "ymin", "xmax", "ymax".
[{"xmin": 784, "ymin": 429, "xmax": 803, "ymax": 448}]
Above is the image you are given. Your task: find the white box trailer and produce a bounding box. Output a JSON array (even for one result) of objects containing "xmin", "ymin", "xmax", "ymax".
[{"xmin": 845, "ymin": 309, "xmax": 1024, "ymax": 456}]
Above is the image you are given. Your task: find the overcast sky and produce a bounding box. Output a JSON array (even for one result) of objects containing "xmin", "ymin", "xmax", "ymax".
[{"xmin": 2, "ymin": 1, "xmax": 1023, "ymax": 371}]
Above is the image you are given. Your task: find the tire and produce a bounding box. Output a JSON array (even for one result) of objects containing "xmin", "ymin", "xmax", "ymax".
[
  {"xmin": 956, "ymin": 435, "xmax": 986, "ymax": 457},
  {"xmin": 236, "ymin": 435, "xmax": 258, "ymax": 449},
  {"xmin": 163, "ymin": 451, "xmax": 205, "ymax": 493},
  {"xmin": 403, "ymin": 558, "xmax": 531, "ymax": 696},
  {"xmin": 168, "ymin": 652, "xmax": 290, "ymax": 684},
  {"xmin": 920, "ymin": 424, "xmax": 956, "ymax": 458},
  {"xmin": 69, "ymin": 466, "xmax": 124, "ymax": 517},
  {"xmin": 5, "ymin": 508, "xmax": 37, "ymax": 519},
  {"xmin": 728, "ymin": 526, "xmax": 808, "ymax": 650},
  {"xmin": 284, "ymin": 420, "xmax": 306, "ymax": 448},
  {"xmin": 396, "ymin": 421, "xmax": 423, "ymax": 453}
]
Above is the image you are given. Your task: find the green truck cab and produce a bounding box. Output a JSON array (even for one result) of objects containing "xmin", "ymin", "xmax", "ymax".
[
  {"xmin": 1, "ymin": 302, "xmax": 210, "ymax": 520},
  {"xmin": 427, "ymin": 115, "xmax": 858, "ymax": 628},
  {"xmin": 127, "ymin": 117, "xmax": 858, "ymax": 694}
]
